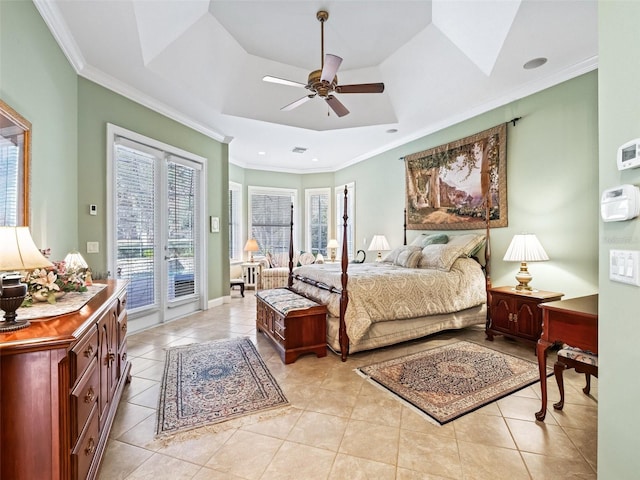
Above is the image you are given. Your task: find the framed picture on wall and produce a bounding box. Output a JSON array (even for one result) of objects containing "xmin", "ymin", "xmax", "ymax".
[{"xmin": 404, "ymin": 123, "xmax": 507, "ymax": 230}]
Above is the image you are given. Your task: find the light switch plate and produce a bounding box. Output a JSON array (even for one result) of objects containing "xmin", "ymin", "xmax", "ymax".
[
  {"xmin": 87, "ymin": 241, "xmax": 99, "ymax": 254},
  {"xmin": 609, "ymin": 249, "xmax": 640, "ymax": 286}
]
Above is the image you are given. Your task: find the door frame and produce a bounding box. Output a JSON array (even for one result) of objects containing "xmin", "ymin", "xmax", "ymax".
[{"xmin": 106, "ymin": 123, "xmax": 208, "ymax": 332}]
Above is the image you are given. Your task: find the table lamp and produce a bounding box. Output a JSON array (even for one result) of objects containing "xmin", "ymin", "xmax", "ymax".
[
  {"xmin": 65, "ymin": 250, "xmax": 92, "ymax": 286},
  {"xmin": 368, "ymin": 235, "xmax": 390, "ymax": 262},
  {"xmin": 244, "ymin": 238, "xmax": 259, "ymax": 262},
  {"xmin": 327, "ymin": 239, "xmax": 339, "ymax": 262},
  {"xmin": 503, "ymin": 233, "xmax": 549, "ymax": 291},
  {"xmin": 0, "ymin": 227, "xmax": 54, "ymax": 332}
]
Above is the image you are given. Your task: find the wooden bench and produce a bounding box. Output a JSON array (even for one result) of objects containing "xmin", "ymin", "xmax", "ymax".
[{"xmin": 256, "ymin": 288, "xmax": 327, "ymax": 364}]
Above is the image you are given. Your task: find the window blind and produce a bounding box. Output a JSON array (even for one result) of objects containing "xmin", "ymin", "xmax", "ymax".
[
  {"xmin": 249, "ymin": 188, "xmax": 295, "ymax": 254},
  {"xmin": 166, "ymin": 158, "xmax": 199, "ymax": 300},
  {"xmin": 114, "ymin": 142, "xmax": 158, "ymax": 310},
  {"xmin": 307, "ymin": 189, "xmax": 329, "ymax": 255},
  {"xmin": 229, "ymin": 184, "xmax": 241, "ymax": 261}
]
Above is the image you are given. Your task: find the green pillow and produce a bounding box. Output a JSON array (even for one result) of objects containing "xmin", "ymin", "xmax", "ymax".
[{"xmin": 410, "ymin": 233, "xmax": 449, "ymax": 248}]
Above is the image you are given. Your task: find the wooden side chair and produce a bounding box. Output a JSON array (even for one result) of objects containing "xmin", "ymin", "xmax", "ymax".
[{"xmin": 553, "ymin": 344, "xmax": 598, "ymax": 411}]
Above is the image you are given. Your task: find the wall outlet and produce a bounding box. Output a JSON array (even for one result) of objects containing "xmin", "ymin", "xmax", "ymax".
[
  {"xmin": 609, "ymin": 249, "xmax": 640, "ymax": 286},
  {"xmin": 87, "ymin": 241, "xmax": 99, "ymax": 254}
]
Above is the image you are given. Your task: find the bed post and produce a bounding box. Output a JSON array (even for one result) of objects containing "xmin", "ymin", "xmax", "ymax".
[
  {"xmin": 480, "ymin": 140, "xmax": 492, "ymax": 330},
  {"xmin": 288, "ymin": 203, "xmax": 294, "ymax": 288},
  {"xmin": 339, "ymin": 186, "xmax": 350, "ymax": 361},
  {"xmin": 403, "ymin": 208, "xmax": 407, "ymax": 246}
]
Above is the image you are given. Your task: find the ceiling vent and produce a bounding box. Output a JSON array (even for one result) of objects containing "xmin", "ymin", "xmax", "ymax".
[{"xmin": 292, "ymin": 146, "xmax": 307, "ymax": 154}]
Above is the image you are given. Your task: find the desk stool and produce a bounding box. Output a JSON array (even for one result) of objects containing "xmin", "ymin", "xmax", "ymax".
[
  {"xmin": 230, "ymin": 278, "xmax": 245, "ymax": 297},
  {"xmin": 553, "ymin": 345, "xmax": 598, "ymax": 411}
]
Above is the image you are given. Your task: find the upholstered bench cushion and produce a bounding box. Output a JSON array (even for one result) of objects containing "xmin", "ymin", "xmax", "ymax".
[
  {"xmin": 558, "ymin": 344, "xmax": 598, "ymax": 366},
  {"xmin": 255, "ymin": 288, "xmax": 321, "ymax": 315}
]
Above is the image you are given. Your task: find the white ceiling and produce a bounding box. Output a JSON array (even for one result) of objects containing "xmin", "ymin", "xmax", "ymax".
[{"xmin": 34, "ymin": 0, "xmax": 598, "ymax": 173}]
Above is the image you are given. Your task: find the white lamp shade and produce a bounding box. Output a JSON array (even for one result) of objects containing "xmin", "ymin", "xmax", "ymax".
[
  {"xmin": 0, "ymin": 227, "xmax": 53, "ymax": 271},
  {"xmin": 244, "ymin": 239, "xmax": 259, "ymax": 252},
  {"xmin": 64, "ymin": 251, "xmax": 88, "ymax": 271},
  {"xmin": 368, "ymin": 235, "xmax": 390, "ymax": 252},
  {"xmin": 327, "ymin": 239, "xmax": 339, "ymax": 249},
  {"xmin": 503, "ymin": 234, "xmax": 549, "ymax": 262}
]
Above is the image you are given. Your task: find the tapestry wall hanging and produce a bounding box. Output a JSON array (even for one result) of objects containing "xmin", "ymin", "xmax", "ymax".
[{"xmin": 404, "ymin": 123, "xmax": 507, "ymax": 230}]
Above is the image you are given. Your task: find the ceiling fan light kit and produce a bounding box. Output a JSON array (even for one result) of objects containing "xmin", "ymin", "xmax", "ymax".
[{"xmin": 263, "ymin": 10, "xmax": 385, "ymax": 118}]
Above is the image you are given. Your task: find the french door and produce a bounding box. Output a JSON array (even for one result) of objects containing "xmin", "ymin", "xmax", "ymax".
[{"xmin": 107, "ymin": 125, "xmax": 207, "ymax": 332}]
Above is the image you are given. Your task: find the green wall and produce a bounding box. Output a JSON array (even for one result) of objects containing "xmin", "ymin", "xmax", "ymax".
[
  {"xmin": 0, "ymin": 0, "xmax": 78, "ymax": 256},
  {"xmin": 76, "ymin": 78, "xmax": 229, "ymax": 300},
  {"xmin": 335, "ymin": 71, "xmax": 599, "ymax": 299},
  {"xmin": 1, "ymin": 0, "xmax": 229, "ymax": 303},
  {"xmin": 598, "ymin": 2, "xmax": 640, "ymax": 477}
]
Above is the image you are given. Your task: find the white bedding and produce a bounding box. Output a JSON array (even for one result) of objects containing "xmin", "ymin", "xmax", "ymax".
[{"xmin": 292, "ymin": 257, "xmax": 486, "ymax": 347}]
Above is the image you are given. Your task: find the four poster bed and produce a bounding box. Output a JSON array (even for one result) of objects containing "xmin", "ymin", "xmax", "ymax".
[{"xmin": 286, "ymin": 187, "xmax": 492, "ymax": 361}]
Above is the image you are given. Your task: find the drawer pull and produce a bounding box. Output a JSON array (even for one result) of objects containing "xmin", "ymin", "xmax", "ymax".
[
  {"xmin": 121, "ymin": 352, "xmax": 127, "ymax": 363},
  {"xmin": 121, "ymin": 323, "xmax": 127, "ymax": 333},
  {"xmin": 85, "ymin": 438, "xmax": 96, "ymax": 456},
  {"xmin": 84, "ymin": 344, "xmax": 95, "ymax": 358},
  {"xmin": 84, "ymin": 386, "xmax": 96, "ymax": 404},
  {"xmin": 108, "ymin": 351, "xmax": 116, "ymax": 365}
]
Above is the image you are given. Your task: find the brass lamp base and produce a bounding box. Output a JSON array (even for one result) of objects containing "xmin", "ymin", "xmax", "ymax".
[{"xmin": 514, "ymin": 261, "xmax": 533, "ymax": 291}]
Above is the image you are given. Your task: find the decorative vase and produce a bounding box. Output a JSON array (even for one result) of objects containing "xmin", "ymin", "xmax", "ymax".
[{"xmin": 32, "ymin": 290, "xmax": 66, "ymax": 302}]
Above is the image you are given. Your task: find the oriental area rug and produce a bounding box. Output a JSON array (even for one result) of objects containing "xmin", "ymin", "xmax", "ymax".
[
  {"xmin": 156, "ymin": 337, "xmax": 288, "ymax": 436},
  {"xmin": 357, "ymin": 341, "xmax": 546, "ymax": 425}
]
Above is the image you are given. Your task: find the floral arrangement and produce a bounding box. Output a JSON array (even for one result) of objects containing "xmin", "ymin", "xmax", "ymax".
[{"xmin": 22, "ymin": 260, "xmax": 88, "ymax": 306}]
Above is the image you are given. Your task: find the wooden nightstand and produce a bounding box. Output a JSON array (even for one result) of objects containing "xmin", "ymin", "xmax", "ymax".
[{"xmin": 486, "ymin": 286, "xmax": 564, "ymax": 346}]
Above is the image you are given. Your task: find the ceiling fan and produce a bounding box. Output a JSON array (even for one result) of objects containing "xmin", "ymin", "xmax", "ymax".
[{"xmin": 263, "ymin": 10, "xmax": 385, "ymax": 118}]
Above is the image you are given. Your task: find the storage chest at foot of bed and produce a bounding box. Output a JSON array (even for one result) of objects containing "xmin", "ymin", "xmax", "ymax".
[{"xmin": 256, "ymin": 288, "xmax": 327, "ymax": 364}]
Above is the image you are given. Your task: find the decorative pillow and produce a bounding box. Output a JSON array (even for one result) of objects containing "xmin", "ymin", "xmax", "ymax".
[
  {"xmin": 298, "ymin": 251, "xmax": 316, "ymax": 266},
  {"xmin": 446, "ymin": 233, "xmax": 486, "ymax": 257},
  {"xmin": 265, "ymin": 252, "xmax": 276, "ymax": 268},
  {"xmin": 395, "ymin": 248, "xmax": 423, "ymax": 268},
  {"xmin": 409, "ymin": 233, "xmax": 449, "ymax": 248},
  {"xmin": 382, "ymin": 245, "xmax": 422, "ymax": 265},
  {"xmin": 418, "ymin": 244, "xmax": 467, "ymax": 271}
]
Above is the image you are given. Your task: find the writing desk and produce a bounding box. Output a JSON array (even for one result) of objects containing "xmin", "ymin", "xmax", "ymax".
[{"xmin": 535, "ymin": 294, "xmax": 598, "ymax": 421}]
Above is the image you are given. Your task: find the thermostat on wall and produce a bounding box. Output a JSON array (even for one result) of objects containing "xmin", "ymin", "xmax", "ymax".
[
  {"xmin": 601, "ymin": 184, "xmax": 640, "ymax": 222},
  {"xmin": 617, "ymin": 138, "xmax": 640, "ymax": 170}
]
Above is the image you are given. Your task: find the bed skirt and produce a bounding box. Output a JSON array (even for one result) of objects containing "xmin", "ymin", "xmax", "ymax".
[{"xmin": 326, "ymin": 303, "xmax": 486, "ymax": 354}]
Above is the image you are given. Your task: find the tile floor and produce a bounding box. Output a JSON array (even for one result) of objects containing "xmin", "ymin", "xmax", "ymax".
[{"xmin": 99, "ymin": 292, "xmax": 597, "ymax": 479}]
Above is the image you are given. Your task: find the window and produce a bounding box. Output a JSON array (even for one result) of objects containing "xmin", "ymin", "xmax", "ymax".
[
  {"xmin": 248, "ymin": 187, "xmax": 297, "ymax": 255},
  {"xmin": 335, "ymin": 183, "xmax": 355, "ymax": 260},
  {"xmin": 306, "ymin": 188, "xmax": 330, "ymax": 256},
  {"xmin": 229, "ymin": 182, "xmax": 242, "ymax": 262}
]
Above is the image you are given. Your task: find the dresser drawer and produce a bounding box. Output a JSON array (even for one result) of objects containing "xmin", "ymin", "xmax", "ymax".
[
  {"xmin": 70, "ymin": 327, "xmax": 98, "ymax": 384},
  {"xmin": 117, "ymin": 292, "xmax": 128, "ymax": 317},
  {"xmin": 70, "ymin": 358, "xmax": 99, "ymax": 444},
  {"xmin": 118, "ymin": 309, "xmax": 128, "ymax": 349},
  {"xmin": 71, "ymin": 405, "xmax": 99, "ymax": 480}
]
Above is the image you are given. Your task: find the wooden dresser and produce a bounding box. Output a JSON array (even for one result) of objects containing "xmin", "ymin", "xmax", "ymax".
[{"xmin": 0, "ymin": 280, "xmax": 130, "ymax": 480}]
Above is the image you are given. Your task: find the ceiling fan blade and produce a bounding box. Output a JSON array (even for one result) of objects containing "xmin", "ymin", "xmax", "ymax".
[
  {"xmin": 320, "ymin": 54, "xmax": 343, "ymax": 83},
  {"xmin": 325, "ymin": 95, "xmax": 349, "ymax": 117},
  {"xmin": 281, "ymin": 94, "xmax": 315, "ymax": 111},
  {"xmin": 263, "ymin": 75, "xmax": 307, "ymax": 88},
  {"xmin": 335, "ymin": 83, "xmax": 385, "ymax": 94}
]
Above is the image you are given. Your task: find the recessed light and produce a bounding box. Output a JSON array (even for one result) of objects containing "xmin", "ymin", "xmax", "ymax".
[
  {"xmin": 386, "ymin": 128, "xmax": 398, "ymax": 134},
  {"xmin": 311, "ymin": 158, "xmax": 319, "ymax": 162},
  {"xmin": 523, "ymin": 57, "xmax": 547, "ymax": 70},
  {"xmin": 258, "ymin": 151, "xmax": 266, "ymax": 156}
]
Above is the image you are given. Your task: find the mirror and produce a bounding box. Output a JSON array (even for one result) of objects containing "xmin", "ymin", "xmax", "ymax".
[{"xmin": 0, "ymin": 100, "xmax": 31, "ymax": 226}]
